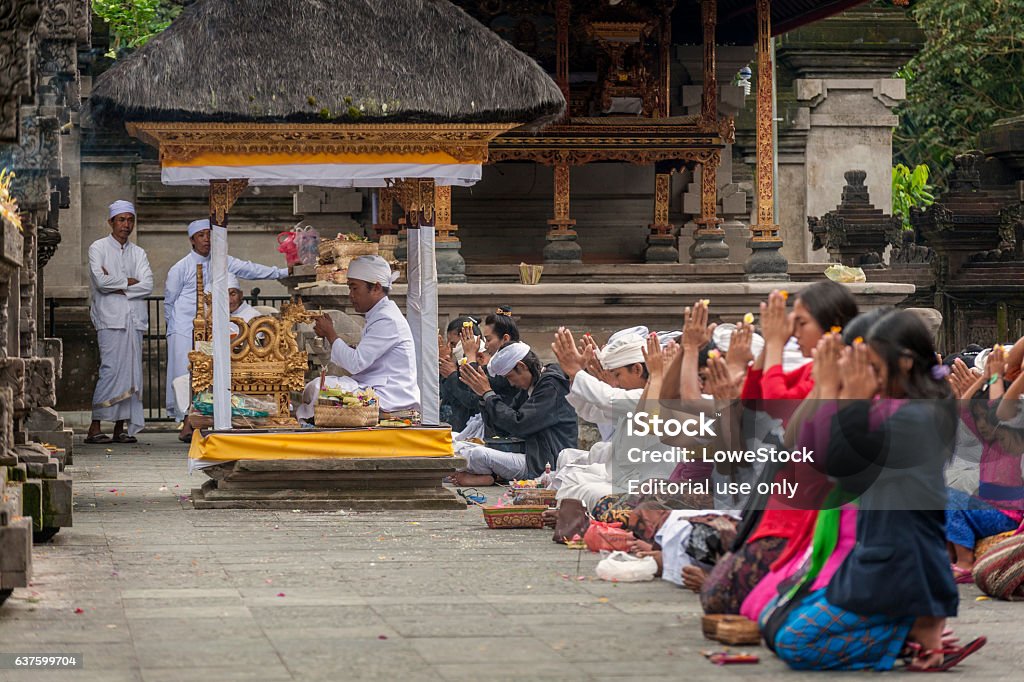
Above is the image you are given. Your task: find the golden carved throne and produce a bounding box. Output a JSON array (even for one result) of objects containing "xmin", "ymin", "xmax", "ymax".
[{"xmin": 188, "ymin": 265, "xmax": 315, "ymax": 427}]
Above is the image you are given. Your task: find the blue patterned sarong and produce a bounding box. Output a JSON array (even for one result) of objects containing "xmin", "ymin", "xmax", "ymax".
[
  {"xmin": 946, "ymin": 488, "xmax": 1018, "ymax": 549},
  {"xmin": 773, "ymin": 588, "xmax": 913, "ymax": 671}
]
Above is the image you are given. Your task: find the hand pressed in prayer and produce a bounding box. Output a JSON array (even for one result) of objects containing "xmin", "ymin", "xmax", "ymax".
[
  {"xmin": 438, "ymin": 334, "xmax": 452, "ymax": 362},
  {"xmin": 439, "ymin": 356, "xmax": 457, "ymax": 379},
  {"xmin": 663, "ymin": 340, "xmax": 679, "ymax": 364},
  {"xmin": 760, "ymin": 290, "xmax": 793, "ymax": 348},
  {"xmin": 313, "ymin": 314, "xmax": 338, "ymax": 344},
  {"xmin": 583, "ymin": 345, "xmax": 615, "ymax": 386},
  {"xmin": 987, "ymin": 344, "xmax": 1007, "ymax": 379},
  {"xmin": 641, "ymin": 332, "xmax": 665, "ymax": 380},
  {"xmin": 838, "ymin": 342, "xmax": 880, "ymax": 400},
  {"xmin": 811, "ymin": 332, "xmax": 843, "ymax": 399},
  {"xmin": 460, "ymin": 326, "xmax": 479, "ymax": 364},
  {"xmin": 725, "ymin": 322, "xmax": 754, "ymax": 379},
  {"xmin": 459, "ymin": 361, "xmax": 492, "ymax": 397},
  {"xmin": 682, "ymin": 300, "xmax": 714, "ymax": 350},
  {"xmin": 705, "ymin": 356, "xmax": 740, "ymax": 403},
  {"xmin": 551, "ymin": 327, "xmax": 585, "ymax": 379},
  {"xmin": 948, "ymin": 358, "xmax": 976, "ymax": 399}
]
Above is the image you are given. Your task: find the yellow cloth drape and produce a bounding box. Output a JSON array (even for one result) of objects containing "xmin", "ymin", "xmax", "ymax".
[{"xmin": 188, "ymin": 427, "xmax": 454, "ymax": 462}]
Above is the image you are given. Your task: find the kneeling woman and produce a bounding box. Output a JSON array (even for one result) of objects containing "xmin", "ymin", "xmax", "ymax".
[
  {"xmin": 453, "ymin": 342, "xmax": 578, "ymax": 486},
  {"xmin": 769, "ymin": 312, "xmax": 983, "ymax": 672}
]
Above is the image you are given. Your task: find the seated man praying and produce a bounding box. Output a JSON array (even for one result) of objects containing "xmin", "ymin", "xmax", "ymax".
[
  {"xmin": 451, "ymin": 341, "xmax": 577, "ymax": 486},
  {"xmin": 298, "ymin": 255, "xmax": 420, "ymax": 420}
]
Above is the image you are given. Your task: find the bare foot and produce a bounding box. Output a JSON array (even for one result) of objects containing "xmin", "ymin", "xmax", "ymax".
[
  {"xmin": 682, "ymin": 565, "xmax": 707, "ymax": 592},
  {"xmin": 450, "ymin": 472, "xmax": 496, "ymax": 487},
  {"xmin": 542, "ymin": 508, "xmax": 558, "ymax": 527}
]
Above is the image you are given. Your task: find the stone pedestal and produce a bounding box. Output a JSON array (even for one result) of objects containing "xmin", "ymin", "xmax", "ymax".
[
  {"xmin": 543, "ymin": 230, "xmax": 582, "ymax": 264},
  {"xmin": 193, "ymin": 456, "xmax": 467, "ymax": 511},
  {"xmin": 436, "ymin": 239, "xmax": 467, "ymax": 283},
  {"xmin": 645, "ymin": 233, "xmax": 679, "ymax": 263},
  {"xmin": 744, "ymin": 239, "xmax": 791, "ymax": 282}
]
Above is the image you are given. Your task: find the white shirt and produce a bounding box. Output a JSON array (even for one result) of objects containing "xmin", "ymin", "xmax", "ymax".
[
  {"xmin": 164, "ymin": 250, "xmax": 286, "ymax": 337},
  {"xmin": 329, "ymin": 297, "xmax": 420, "ymax": 412},
  {"xmin": 229, "ymin": 301, "xmax": 261, "ymax": 336},
  {"xmin": 88, "ymin": 235, "xmax": 153, "ymax": 331}
]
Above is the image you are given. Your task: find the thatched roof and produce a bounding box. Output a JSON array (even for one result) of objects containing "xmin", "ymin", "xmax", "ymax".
[{"xmin": 89, "ymin": 0, "xmax": 565, "ymax": 127}]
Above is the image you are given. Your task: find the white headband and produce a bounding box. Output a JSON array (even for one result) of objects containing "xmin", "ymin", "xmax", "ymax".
[
  {"xmin": 188, "ymin": 219, "xmax": 212, "ymax": 237},
  {"xmin": 488, "ymin": 342, "xmax": 531, "ymax": 377},
  {"xmin": 108, "ymin": 200, "xmax": 136, "ymax": 219},
  {"xmin": 608, "ymin": 325, "xmax": 649, "ymax": 345},
  {"xmin": 600, "ymin": 333, "xmax": 647, "ymax": 370},
  {"xmin": 347, "ymin": 255, "xmax": 397, "ymax": 288}
]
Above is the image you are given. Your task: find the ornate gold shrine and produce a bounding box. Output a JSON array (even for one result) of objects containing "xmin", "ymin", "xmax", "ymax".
[{"xmin": 187, "ymin": 265, "xmax": 317, "ymax": 427}]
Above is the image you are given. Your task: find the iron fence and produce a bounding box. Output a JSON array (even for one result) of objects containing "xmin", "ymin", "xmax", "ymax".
[{"xmin": 48, "ymin": 290, "xmax": 291, "ymax": 422}]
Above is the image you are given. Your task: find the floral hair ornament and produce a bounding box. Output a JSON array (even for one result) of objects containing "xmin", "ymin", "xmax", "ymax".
[
  {"xmin": 931, "ymin": 364, "xmax": 952, "ymax": 380},
  {"xmin": 495, "ymin": 308, "xmax": 513, "ymax": 317}
]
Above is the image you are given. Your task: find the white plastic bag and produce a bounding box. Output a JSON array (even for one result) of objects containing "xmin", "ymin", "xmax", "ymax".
[{"xmin": 595, "ymin": 551, "xmax": 658, "ymax": 582}]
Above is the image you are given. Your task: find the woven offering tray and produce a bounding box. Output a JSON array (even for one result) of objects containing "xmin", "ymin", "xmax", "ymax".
[
  {"xmin": 701, "ymin": 614, "xmax": 761, "ymax": 645},
  {"xmin": 313, "ymin": 402, "xmax": 378, "ymax": 427},
  {"xmin": 482, "ymin": 505, "xmax": 547, "ymax": 529}
]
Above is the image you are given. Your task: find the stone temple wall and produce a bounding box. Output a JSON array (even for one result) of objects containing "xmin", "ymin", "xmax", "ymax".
[{"xmin": 0, "ymin": 0, "xmax": 85, "ymax": 602}]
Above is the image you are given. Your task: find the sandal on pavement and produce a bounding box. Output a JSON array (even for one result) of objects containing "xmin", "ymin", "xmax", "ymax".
[
  {"xmin": 112, "ymin": 433, "xmax": 138, "ymax": 444},
  {"xmin": 906, "ymin": 637, "xmax": 987, "ymax": 672},
  {"xmin": 83, "ymin": 433, "xmax": 112, "ymax": 444},
  {"xmin": 457, "ymin": 488, "xmax": 486, "ymax": 506},
  {"xmin": 951, "ymin": 564, "xmax": 974, "ymax": 584}
]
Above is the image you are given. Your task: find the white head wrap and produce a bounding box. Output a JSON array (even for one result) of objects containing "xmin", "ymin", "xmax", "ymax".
[
  {"xmin": 656, "ymin": 330, "xmax": 682, "ymax": 348},
  {"xmin": 347, "ymin": 255, "xmax": 397, "ymax": 288},
  {"xmin": 712, "ymin": 323, "xmax": 765, "ymax": 359},
  {"xmin": 488, "ymin": 342, "xmax": 531, "ymax": 377},
  {"xmin": 108, "ymin": 200, "xmax": 136, "ymax": 219},
  {"xmin": 608, "ymin": 326, "xmax": 649, "ymax": 345},
  {"xmin": 188, "ymin": 219, "xmax": 212, "ymax": 237},
  {"xmin": 783, "ymin": 337, "xmax": 814, "ymax": 372},
  {"xmin": 974, "ymin": 348, "xmax": 991, "ymax": 374},
  {"xmin": 600, "ymin": 333, "xmax": 647, "ymax": 370}
]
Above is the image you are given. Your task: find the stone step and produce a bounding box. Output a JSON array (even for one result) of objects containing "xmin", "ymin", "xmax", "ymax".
[{"xmin": 0, "ymin": 516, "xmax": 32, "ymax": 590}]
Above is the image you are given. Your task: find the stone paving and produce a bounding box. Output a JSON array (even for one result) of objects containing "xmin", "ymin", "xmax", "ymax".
[{"xmin": 0, "ymin": 433, "xmax": 1021, "ymax": 681}]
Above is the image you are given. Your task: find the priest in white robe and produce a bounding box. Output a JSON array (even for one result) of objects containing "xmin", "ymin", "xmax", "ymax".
[
  {"xmin": 299, "ymin": 255, "xmax": 419, "ymax": 419},
  {"xmin": 85, "ymin": 200, "xmax": 153, "ymax": 444},
  {"xmin": 548, "ymin": 328, "xmax": 655, "ymax": 508},
  {"xmin": 163, "ymin": 218, "xmax": 287, "ymax": 426}
]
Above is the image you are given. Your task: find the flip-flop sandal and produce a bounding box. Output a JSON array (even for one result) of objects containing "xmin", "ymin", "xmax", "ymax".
[
  {"xmin": 906, "ymin": 636, "xmax": 986, "ymax": 672},
  {"xmin": 951, "ymin": 564, "xmax": 974, "ymax": 584},
  {"xmin": 457, "ymin": 488, "xmax": 487, "ymax": 506},
  {"xmin": 113, "ymin": 433, "xmax": 138, "ymax": 444},
  {"xmin": 83, "ymin": 434, "xmax": 112, "ymax": 444}
]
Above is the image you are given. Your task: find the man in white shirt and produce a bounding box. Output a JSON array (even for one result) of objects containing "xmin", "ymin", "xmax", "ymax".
[
  {"xmin": 164, "ymin": 219, "xmax": 287, "ymax": 429},
  {"xmin": 300, "ymin": 255, "xmax": 419, "ymax": 419},
  {"xmin": 85, "ymin": 200, "xmax": 154, "ymax": 444},
  {"xmin": 224, "ymin": 273, "xmax": 262, "ymax": 335}
]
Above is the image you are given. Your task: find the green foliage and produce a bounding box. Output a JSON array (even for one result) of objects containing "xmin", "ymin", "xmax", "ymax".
[
  {"xmin": 894, "ymin": 0, "xmax": 1024, "ymax": 182},
  {"xmin": 93, "ymin": 0, "xmax": 182, "ymax": 56},
  {"xmin": 892, "ymin": 163, "xmax": 935, "ymax": 230}
]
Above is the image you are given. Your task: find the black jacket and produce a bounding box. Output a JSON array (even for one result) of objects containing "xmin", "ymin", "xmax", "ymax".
[
  {"xmin": 824, "ymin": 400, "xmax": 958, "ymax": 618},
  {"xmin": 478, "ymin": 364, "xmax": 578, "ymax": 478},
  {"xmin": 440, "ymin": 366, "xmax": 516, "ymax": 432}
]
